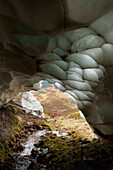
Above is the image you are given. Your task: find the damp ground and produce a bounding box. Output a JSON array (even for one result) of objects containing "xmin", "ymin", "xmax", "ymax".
[{"xmin": 0, "ymin": 87, "xmax": 113, "ymax": 169}]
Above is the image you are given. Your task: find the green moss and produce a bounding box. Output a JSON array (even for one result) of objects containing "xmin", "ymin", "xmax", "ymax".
[
  {"xmin": 68, "ymin": 112, "xmax": 80, "ymax": 119},
  {"xmin": 44, "ymin": 112, "xmax": 51, "ymax": 119},
  {"xmin": 44, "ymin": 122, "xmax": 56, "ymax": 131},
  {"xmin": 7, "ymin": 106, "xmax": 25, "ymax": 114},
  {"xmin": 0, "ymin": 142, "xmax": 12, "ymax": 163},
  {"xmin": 10, "ymin": 115, "xmax": 19, "ymax": 124},
  {"xmin": 12, "ymin": 126, "xmax": 21, "ymax": 134},
  {"xmin": 36, "ymin": 118, "xmax": 56, "ymax": 131},
  {"xmin": 36, "ymin": 119, "xmax": 45, "ymax": 125},
  {"xmin": 34, "ymin": 133, "xmax": 113, "ymax": 169},
  {"xmin": 0, "ymin": 143, "xmax": 5, "ymax": 163},
  {"xmin": 0, "ymin": 107, "xmax": 26, "ymax": 164}
]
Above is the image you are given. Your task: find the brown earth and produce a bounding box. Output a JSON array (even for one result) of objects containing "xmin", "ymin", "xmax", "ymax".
[{"xmin": 32, "ymin": 87, "xmax": 95, "ymax": 140}]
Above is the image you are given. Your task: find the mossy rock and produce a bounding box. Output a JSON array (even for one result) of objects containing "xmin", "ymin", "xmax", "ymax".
[
  {"xmin": 36, "ymin": 119, "xmax": 56, "ymax": 131},
  {"xmin": 7, "ymin": 106, "xmax": 25, "ymax": 114},
  {"xmin": 0, "ymin": 106, "xmax": 26, "ymax": 164},
  {"xmin": 44, "ymin": 122, "xmax": 56, "ymax": 131},
  {"xmin": 34, "ymin": 140, "xmax": 45, "ymax": 148},
  {"xmin": 33, "ymin": 133, "xmax": 113, "ymax": 169},
  {"xmin": 0, "ymin": 142, "xmax": 12, "ymax": 163}
]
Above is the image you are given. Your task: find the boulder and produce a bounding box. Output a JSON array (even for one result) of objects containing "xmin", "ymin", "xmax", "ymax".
[{"xmin": 10, "ymin": 92, "xmax": 44, "ymax": 117}]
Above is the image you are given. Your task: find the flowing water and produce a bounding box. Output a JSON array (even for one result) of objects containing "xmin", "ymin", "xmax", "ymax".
[
  {"xmin": 20, "ymin": 130, "xmax": 47, "ymax": 156},
  {"xmin": 14, "ymin": 129, "xmax": 69, "ymax": 170},
  {"xmin": 14, "ymin": 129, "xmax": 47, "ymax": 170}
]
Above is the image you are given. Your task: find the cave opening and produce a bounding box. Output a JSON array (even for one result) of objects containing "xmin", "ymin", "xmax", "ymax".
[
  {"xmin": 1, "ymin": 81, "xmax": 113, "ymax": 170},
  {"xmin": 31, "ymin": 80, "xmax": 96, "ymax": 141},
  {"xmin": 1, "ymin": 0, "xmax": 113, "ymax": 168}
]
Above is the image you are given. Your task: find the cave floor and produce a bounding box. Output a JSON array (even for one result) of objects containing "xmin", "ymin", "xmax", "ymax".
[
  {"xmin": 0, "ymin": 105, "xmax": 113, "ymax": 169},
  {"xmin": 0, "ymin": 87, "xmax": 113, "ymax": 169}
]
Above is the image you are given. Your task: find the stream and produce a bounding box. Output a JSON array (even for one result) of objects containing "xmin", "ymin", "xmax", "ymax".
[{"xmin": 13, "ymin": 129, "xmax": 69, "ymax": 170}]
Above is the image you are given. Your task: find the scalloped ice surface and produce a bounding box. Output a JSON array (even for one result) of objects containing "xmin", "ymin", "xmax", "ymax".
[{"xmin": 0, "ymin": 0, "xmax": 113, "ymax": 136}]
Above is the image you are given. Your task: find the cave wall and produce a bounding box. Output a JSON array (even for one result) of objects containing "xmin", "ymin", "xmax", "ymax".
[{"xmin": 0, "ymin": 0, "xmax": 113, "ymax": 136}]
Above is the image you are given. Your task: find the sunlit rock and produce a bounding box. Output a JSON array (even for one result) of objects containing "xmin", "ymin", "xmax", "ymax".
[{"xmin": 10, "ymin": 92, "xmax": 44, "ymax": 117}]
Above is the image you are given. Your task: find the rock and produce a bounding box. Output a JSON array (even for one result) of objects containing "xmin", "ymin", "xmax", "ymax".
[
  {"xmin": 27, "ymin": 131, "xmax": 31, "ymax": 135},
  {"xmin": 31, "ymin": 148, "xmax": 39, "ymax": 157},
  {"xmin": 50, "ymin": 135, "xmax": 56, "ymax": 139},
  {"xmin": 26, "ymin": 122, "xmax": 33, "ymax": 126},
  {"xmin": 27, "ymin": 161, "xmax": 39, "ymax": 170},
  {"xmin": 92, "ymin": 138, "xmax": 101, "ymax": 143},
  {"xmin": 61, "ymin": 136, "xmax": 65, "ymax": 140},
  {"xmin": 81, "ymin": 140, "xmax": 91, "ymax": 145},
  {"xmin": 34, "ymin": 141, "xmax": 44, "ymax": 148},
  {"xmin": 37, "ymin": 154, "xmax": 46, "ymax": 163},
  {"xmin": 29, "ymin": 128, "xmax": 34, "ymax": 132},
  {"xmin": 9, "ymin": 91, "xmax": 44, "ymax": 118}
]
